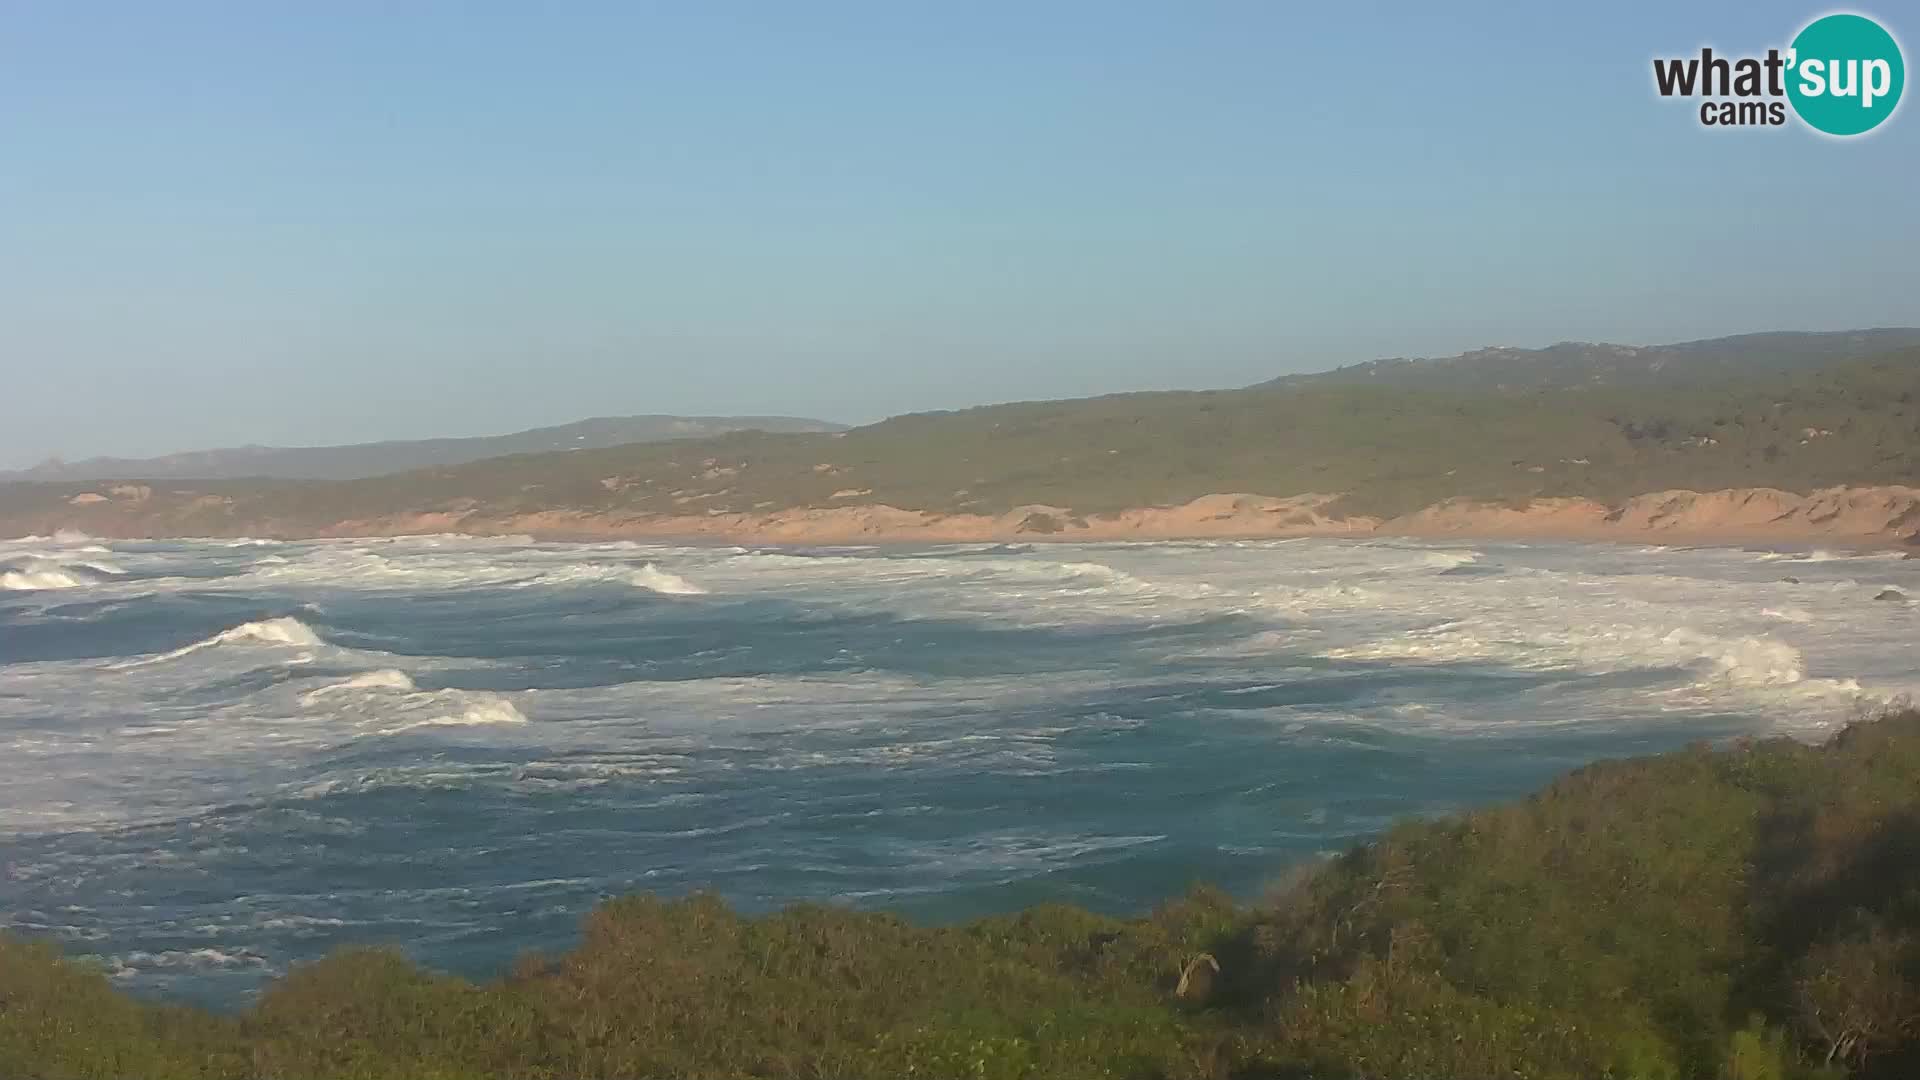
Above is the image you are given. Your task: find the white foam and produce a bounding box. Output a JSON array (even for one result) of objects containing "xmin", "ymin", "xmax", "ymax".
[
  {"xmin": 384, "ymin": 695, "xmax": 528, "ymax": 734},
  {"xmin": 0, "ymin": 549, "xmax": 127, "ymax": 589},
  {"xmin": 1759, "ymin": 548, "xmax": 1898, "ymax": 564},
  {"xmin": 2, "ymin": 567, "xmax": 89, "ymax": 590},
  {"xmin": 1673, "ymin": 631, "xmax": 1806, "ymax": 688},
  {"xmin": 52, "ymin": 528, "xmax": 92, "ymax": 544},
  {"xmin": 629, "ymin": 563, "xmax": 707, "ymax": 595},
  {"xmin": 257, "ymin": 915, "xmax": 349, "ymax": 930},
  {"xmin": 107, "ymin": 948, "xmax": 269, "ymax": 980},
  {"xmin": 1323, "ymin": 620, "xmax": 1804, "ymax": 687}
]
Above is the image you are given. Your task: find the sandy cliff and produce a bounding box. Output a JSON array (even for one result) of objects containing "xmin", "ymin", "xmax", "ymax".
[
  {"xmin": 11, "ymin": 485, "xmax": 1920, "ymax": 549},
  {"xmin": 1388, "ymin": 486, "xmax": 1920, "ymax": 545}
]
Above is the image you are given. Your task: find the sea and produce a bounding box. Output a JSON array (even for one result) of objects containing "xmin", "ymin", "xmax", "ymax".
[{"xmin": 2, "ymin": 530, "xmax": 1916, "ymax": 1009}]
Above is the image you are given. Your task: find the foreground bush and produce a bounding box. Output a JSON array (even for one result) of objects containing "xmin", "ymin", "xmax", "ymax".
[{"xmin": 8, "ymin": 711, "xmax": 1920, "ymax": 1078}]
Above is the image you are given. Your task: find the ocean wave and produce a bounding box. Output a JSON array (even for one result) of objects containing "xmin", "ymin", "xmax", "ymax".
[
  {"xmin": 628, "ymin": 563, "xmax": 707, "ymax": 595},
  {"xmin": 721, "ymin": 549, "xmax": 1210, "ymax": 607},
  {"xmin": 256, "ymin": 915, "xmax": 349, "ymax": 930},
  {"xmin": 1757, "ymin": 548, "xmax": 1901, "ymax": 563},
  {"xmin": 1255, "ymin": 582, "xmax": 1382, "ymax": 611},
  {"xmin": 1421, "ymin": 550, "xmax": 1483, "ymax": 570},
  {"xmin": 908, "ymin": 543, "xmax": 1037, "ymax": 558},
  {"xmin": 367, "ymin": 532, "xmax": 538, "ymax": 547},
  {"xmin": 336, "ymin": 690, "xmax": 529, "ymax": 736},
  {"xmin": 0, "ymin": 551, "xmax": 125, "ymax": 587},
  {"xmin": 303, "ymin": 668, "xmax": 418, "ymax": 701},
  {"xmin": 1671, "ymin": 631, "xmax": 1807, "ymax": 688},
  {"xmin": 414, "ymin": 695, "xmax": 527, "ymax": 729},
  {"xmin": 290, "ymin": 744, "xmax": 579, "ymax": 804},
  {"xmin": 1319, "ymin": 618, "xmax": 1877, "ymax": 713},
  {"xmin": 2, "ymin": 566, "xmax": 91, "ymax": 591},
  {"xmin": 205, "ymin": 616, "xmax": 325, "ymax": 648},
  {"xmin": 106, "ymin": 947, "xmax": 270, "ymax": 980},
  {"xmin": 118, "ymin": 617, "xmax": 326, "ymax": 667}
]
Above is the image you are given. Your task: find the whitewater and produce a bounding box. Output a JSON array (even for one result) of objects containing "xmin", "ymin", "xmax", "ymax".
[{"xmin": 2, "ymin": 531, "xmax": 1917, "ymax": 1007}]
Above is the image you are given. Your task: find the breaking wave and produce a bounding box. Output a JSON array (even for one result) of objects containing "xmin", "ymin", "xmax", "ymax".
[
  {"xmin": 629, "ymin": 563, "xmax": 707, "ymax": 595},
  {"xmin": 0, "ymin": 555, "xmax": 122, "ymax": 590},
  {"xmin": 1673, "ymin": 632, "xmax": 1808, "ymax": 688},
  {"xmin": 382, "ymin": 695, "xmax": 529, "ymax": 735},
  {"xmin": 204, "ymin": 617, "xmax": 324, "ymax": 648},
  {"xmin": 3, "ymin": 566, "xmax": 91, "ymax": 591},
  {"xmin": 304, "ymin": 668, "xmax": 418, "ymax": 701},
  {"xmin": 1322, "ymin": 622, "xmax": 1802, "ymax": 684},
  {"xmin": 120, "ymin": 617, "xmax": 326, "ymax": 667}
]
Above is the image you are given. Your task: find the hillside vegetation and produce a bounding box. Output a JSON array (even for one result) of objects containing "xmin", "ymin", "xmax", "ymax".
[
  {"xmin": 9, "ymin": 709, "xmax": 1920, "ymax": 1079},
  {"xmin": 1263, "ymin": 329, "xmax": 1920, "ymax": 393},
  {"xmin": 2, "ymin": 339, "xmax": 1918, "ymax": 532}
]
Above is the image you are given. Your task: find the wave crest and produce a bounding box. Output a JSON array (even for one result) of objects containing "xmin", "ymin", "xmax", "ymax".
[
  {"xmin": 303, "ymin": 669, "xmax": 417, "ymax": 702},
  {"xmin": 384, "ymin": 695, "xmax": 528, "ymax": 734},
  {"xmin": 212, "ymin": 617, "xmax": 324, "ymax": 648},
  {"xmin": 0, "ymin": 552, "xmax": 124, "ymax": 590},
  {"xmin": 2, "ymin": 567, "xmax": 90, "ymax": 591},
  {"xmin": 119, "ymin": 617, "xmax": 327, "ymax": 667},
  {"xmin": 630, "ymin": 563, "xmax": 707, "ymax": 595},
  {"xmin": 1673, "ymin": 631, "xmax": 1806, "ymax": 688}
]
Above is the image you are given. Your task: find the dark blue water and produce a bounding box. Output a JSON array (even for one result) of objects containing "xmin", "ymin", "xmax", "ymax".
[{"xmin": 3, "ymin": 533, "xmax": 1914, "ymax": 1007}]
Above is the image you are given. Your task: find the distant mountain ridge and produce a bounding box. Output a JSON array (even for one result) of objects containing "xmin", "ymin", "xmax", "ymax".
[
  {"xmin": 4, "ymin": 415, "xmax": 847, "ymax": 483},
  {"xmin": 1260, "ymin": 328, "xmax": 1920, "ymax": 392}
]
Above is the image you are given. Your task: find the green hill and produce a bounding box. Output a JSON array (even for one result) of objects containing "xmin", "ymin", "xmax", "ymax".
[
  {"xmin": 2, "ymin": 334, "xmax": 1918, "ymax": 534},
  {"xmin": 1262, "ymin": 329, "xmax": 1920, "ymax": 393},
  {"xmin": 9, "ymin": 709, "xmax": 1920, "ymax": 1079}
]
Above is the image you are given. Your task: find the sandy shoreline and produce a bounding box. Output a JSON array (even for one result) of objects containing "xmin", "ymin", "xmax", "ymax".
[{"xmin": 9, "ymin": 485, "xmax": 1919, "ymax": 552}]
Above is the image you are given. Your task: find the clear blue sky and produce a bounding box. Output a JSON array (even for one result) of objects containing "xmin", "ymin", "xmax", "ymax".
[{"xmin": 2, "ymin": 1, "xmax": 1915, "ymax": 467}]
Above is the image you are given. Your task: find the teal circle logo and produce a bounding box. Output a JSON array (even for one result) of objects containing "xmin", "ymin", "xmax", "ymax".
[{"xmin": 1786, "ymin": 13, "xmax": 1905, "ymax": 136}]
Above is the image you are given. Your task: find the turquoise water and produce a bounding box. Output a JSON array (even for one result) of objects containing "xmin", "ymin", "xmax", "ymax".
[{"xmin": 3, "ymin": 532, "xmax": 1915, "ymax": 1008}]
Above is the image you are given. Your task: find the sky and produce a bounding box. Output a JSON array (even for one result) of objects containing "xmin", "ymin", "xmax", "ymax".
[{"xmin": 2, "ymin": 1, "xmax": 1917, "ymax": 467}]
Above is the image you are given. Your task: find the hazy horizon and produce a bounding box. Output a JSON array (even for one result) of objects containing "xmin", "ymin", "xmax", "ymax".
[{"xmin": 5, "ymin": 1, "xmax": 1918, "ymax": 468}]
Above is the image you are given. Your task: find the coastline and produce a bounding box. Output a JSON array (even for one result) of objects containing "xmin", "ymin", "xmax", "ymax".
[{"xmin": 7, "ymin": 484, "xmax": 1919, "ymax": 551}]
